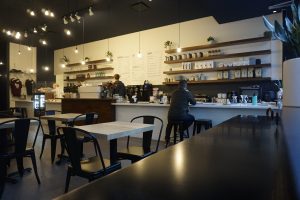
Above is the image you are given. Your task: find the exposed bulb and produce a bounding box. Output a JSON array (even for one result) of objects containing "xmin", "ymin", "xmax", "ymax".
[
  {"xmin": 61, "ymin": 63, "xmax": 66, "ymax": 68},
  {"xmin": 29, "ymin": 69, "xmax": 34, "ymax": 73},
  {"xmin": 136, "ymin": 52, "xmax": 142, "ymax": 58},
  {"xmin": 81, "ymin": 60, "xmax": 86, "ymax": 65},
  {"xmin": 18, "ymin": 51, "xmax": 21, "ymax": 55},
  {"xmin": 176, "ymin": 47, "xmax": 182, "ymax": 53},
  {"xmin": 27, "ymin": 46, "xmax": 32, "ymax": 51},
  {"xmin": 44, "ymin": 66, "xmax": 49, "ymax": 71},
  {"xmin": 106, "ymin": 57, "xmax": 111, "ymax": 62},
  {"xmin": 74, "ymin": 47, "xmax": 78, "ymax": 54}
]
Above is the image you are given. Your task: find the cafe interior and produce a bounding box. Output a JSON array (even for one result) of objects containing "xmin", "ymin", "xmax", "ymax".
[{"xmin": 1, "ymin": 0, "xmax": 300, "ymax": 199}]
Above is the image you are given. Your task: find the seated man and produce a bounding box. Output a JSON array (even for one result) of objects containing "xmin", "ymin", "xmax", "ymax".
[{"xmin": 165, "ymin": 80, "xmax": 196, "ymax": 146}]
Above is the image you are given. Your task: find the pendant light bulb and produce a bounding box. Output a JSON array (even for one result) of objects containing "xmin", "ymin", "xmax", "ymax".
[
  {"xmin": 27, "ymin": 46, "xmax": 32, "ymax": 51},
  {"xmin": 176, "ymin": 47, "xmax": 182, "ymax": 53},
  {"xmin": 18, "ymin": 51, "xmax": 21, "ymax": 55},
  {"xmin": 137, "ymin": 52, "xmax": 142, "ymax": 58},
  {"xmin": 106, "ymin": 57, "xmax": 111, "ymax": 62},
  {"xmin": 44, "ymin": 66, "xmax": 49, "ymax": 71},
  {"xmin": 74, "ymin": 47, "xmax": 78, "ymax": 54},
  {"xmin": 61, "ymin": 63, "xmax": 66, "ymax": 68},
  {"xmin": 89, "ymin": 7, "xmax": 94, "ymax": 16},
  {"xmin": 63, "ymin": 16, "xmax": 68, "ymax": 25},
  {"xmin": 81, "ymin": 60, "xmax": 86, "ymax": 65}
]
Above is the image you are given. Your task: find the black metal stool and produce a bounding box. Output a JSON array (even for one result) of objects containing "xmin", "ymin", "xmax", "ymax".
[
  {"xmin": 168, "ymin": 120, "xmax": 190, "ymax": 145},
  {"xmin": 193, "ymin": 119, "xmax": 212, "ymax": 135}
]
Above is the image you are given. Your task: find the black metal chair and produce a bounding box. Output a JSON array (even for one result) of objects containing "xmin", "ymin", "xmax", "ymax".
[
  {"xmin": 116, "ymin": 115, "xmax": 163, "ymax": 163},
  {"xmin": 70, "ymin": 112, "xmax": 99, "ymax": 155},
  {"xmin": 0, "ymin": 118, "xmax": 41, "ymax": 185},
  {"xmin": 0, "ymin": 110, "xmax": 14, "ymax": 118},
  {"xmin": 57, "ymin": 126, "xmax": 121, "ymax": 193},
  {"xmin": 39, "ymin": 110, "xmax": 64, "ymax": 163}
]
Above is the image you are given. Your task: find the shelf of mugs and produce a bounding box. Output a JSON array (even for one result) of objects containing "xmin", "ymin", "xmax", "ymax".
[
  {"xmin": 163, "ymin": 63, "xmax": 271, "ymax": 75},
  {"xmin": 64, "ymin": 76, "xmax": 114, "ymax": 82},
  {"xmin": 163, "ymin": 77, "xmax": 271, "ymax": 85},
  {"xmin": 164, "ymin": 50, "xmax": 271, "ymax": 64},
  {"xmin": 64, "ymin": 67, "xmax": 114, "ymax": 74},
  {"xmin": 66, "ymin": 59, "xmax": 113, "ymax": 67},
  {"xmin": 165, "ymin": 36, "xmax": 271, "ymax": 54}
]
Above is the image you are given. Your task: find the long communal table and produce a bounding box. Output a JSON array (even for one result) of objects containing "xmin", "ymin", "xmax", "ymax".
[{"xmin": 54, "ymin": 113, "xmax": 297, "ymax": 200}]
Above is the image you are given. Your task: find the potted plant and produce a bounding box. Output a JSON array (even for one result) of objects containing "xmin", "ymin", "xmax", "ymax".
[
  {"xmin": 263, "ymin": 0, "xmax": 300, "ymax": 107},
  {"xmin": 164, "ymin": 41, "xmax": 173, "ymax": 49},
  {"xmin": 207, "ymin": 36, "xmax": 216, "ymax": 44},
  {"xmin": 106, "ymin": 51, "xmax": 113, "ymax": 61}
]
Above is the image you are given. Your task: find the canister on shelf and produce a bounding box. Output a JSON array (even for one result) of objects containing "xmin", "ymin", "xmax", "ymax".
[
  {"xmin": 217, "ymin": 71, "xmax": 223, "ymax": 80},
  {"xmin": 223, "ymin": 71, "xmax": 229, "ymax": 79},
  {"xmin": 178, "ymin": 55, "xmax": 182, "ymax": 60},
  {"xmin": 229, "ymin": 70, "xmax": 235, "ymax": 80},
  {"xmin": 255, "ymin": 68, "xmax": 262, "ymax": 77},
  {"xmin": 241, "ymin": 68, "xmax": 248, "ymax": 78},
  {"xmin": 247, "ymin": 67, "xmax": 254, "ymax": 78},
  {"xmin": 234, "ymin": 70, "xmax": 241, "ymax": 79}
]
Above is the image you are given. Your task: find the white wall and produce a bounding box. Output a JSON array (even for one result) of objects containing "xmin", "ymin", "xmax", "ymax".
[
  {"xmin": 54, "ymin": 14, "xmax": 282, "ymax": 87},
  {"xmin": 9, "ymin": 42, "xmax": 37, "ymax": 106}
]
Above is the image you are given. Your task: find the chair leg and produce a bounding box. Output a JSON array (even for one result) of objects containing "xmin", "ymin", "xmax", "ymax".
[
  {"xmin": 39, "ymin": 137, "xmax": 46, "ymax": 159},
  {"xmin": 179, "ymin": 124, "xmax": 184, "ymax": 141},
  {"xmin": 16, "ymin": 156, "xmax": 24, "ymax": 176},
  {"xmin": 50, "ymin": 138, "xmax": 57, "ymax": 163},
  {"xmin": 197, "ymin": 124, "xmax": 201, "ymax": 134},
  {"xmin": 0, "ymin": 158, "xmax": 7, "ymax": 198},
  {"xmin": 193, "ymin": 123, "xmax": 197, "ymax": 136},
  {"xmin": 64, "ymin": 167, "xmax": 72, "ymax": 193},
  {"xmin": 60, "ymin": 138, "xmax": 65, "ymax": 156},
  {"xmin": 93, "ymin": 142, "xmax": 98, "ymax": 156},
  {"xmin": 173, "ymin": 125, "xmax": 178, "ymax": 144},
  {"xmin": 30, "ymin": 152, "xmax": 41, "ymax": 184}
]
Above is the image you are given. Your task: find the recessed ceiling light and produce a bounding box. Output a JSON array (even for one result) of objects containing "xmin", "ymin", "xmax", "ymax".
[
  {"xmin": 27, "ymin": 9, "xmax": 35, "ymax": 16},
  {"xmin": 6, "ymin": 30, "xmax": 11, "ymax": 36},
  {"xmin": 15, "ymin": 32, "xmax": 21, "ymax": 39},
  {"xmin": 273, "ymin": 10, "xmax": 277, "ymax": 13},
  {"xmin": 64, "ymin": 29, "xmax": 71, "ymax": 36}
]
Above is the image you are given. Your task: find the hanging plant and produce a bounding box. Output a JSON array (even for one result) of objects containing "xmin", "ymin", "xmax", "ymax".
[
  {"xmin": 164, "ymin": 41, "xmax": 173, "ymax": 49},
  {"xmin": 60, "ymin": 55, "xmax": 69, "ymax": 64},
  {"xmin": 106, "ymin": 51, "xmax": 113, "ymax": 58}
]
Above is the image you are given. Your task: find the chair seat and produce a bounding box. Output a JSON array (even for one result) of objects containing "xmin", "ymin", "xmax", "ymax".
[
  {"xmin": 117, "ymin": 146, "xmax": 153, "ymax": 161},
  {"xmin": 80, "ymin": 156, "xmax": 111, "ymax": 173}
]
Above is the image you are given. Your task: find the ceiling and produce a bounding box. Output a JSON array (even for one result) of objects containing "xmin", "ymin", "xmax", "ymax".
[{"xmin": 0, "ymin": 0, "xmax": 284, "ymax": 50}]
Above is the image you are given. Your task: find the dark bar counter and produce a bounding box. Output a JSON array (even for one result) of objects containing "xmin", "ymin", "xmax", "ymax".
[
  {"xmin": 54, "ymin": 111, "xmax": 297, "ymax": 200},
  {"xmin": 61, "ymin": 98, "xmax": 115, "ymax": 123}
]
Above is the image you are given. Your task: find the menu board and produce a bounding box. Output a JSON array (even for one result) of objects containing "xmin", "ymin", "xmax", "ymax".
[
  {"xmin": 147, "ymin": 51, "xmax": 163, "ymax": 84},
  {"xmin": 116, "ymin": 56, "xmax": 131, "ymax": 84}
]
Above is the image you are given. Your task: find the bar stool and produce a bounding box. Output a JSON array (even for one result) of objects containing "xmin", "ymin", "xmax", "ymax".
[
  {"xmin": 168, "ymin": 120, "xmax": 190, "ymax": 145},
  {"xmin": 193, "ymin": 119, "xmax": 212, "ymax": 135}
]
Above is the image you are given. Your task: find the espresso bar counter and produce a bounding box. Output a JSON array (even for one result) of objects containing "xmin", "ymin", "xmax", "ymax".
[
  {"xmin": 54, "ymin": 111, "xmax": 296, "ymax": 200},
  {"xmin": 62, "ymin": 98, "xmax": 116, "ymax": 123},
  {"xmin": 113, "ymin": 102, "xmax": 279, "ymax": 140}
]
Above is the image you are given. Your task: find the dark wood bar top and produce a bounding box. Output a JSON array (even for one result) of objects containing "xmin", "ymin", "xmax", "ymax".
[
  {"xmin": 54, "ymin": 112, "xmax": 296, "ymax": 200},
  {"xmin": 61, "ymin": 98, "xmax": 116, "ymax": 123}
]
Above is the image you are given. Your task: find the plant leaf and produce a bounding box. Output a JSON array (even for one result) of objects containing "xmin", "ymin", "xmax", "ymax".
[
  {"xmin": 285, "ymin": 17, "xmax": 294, "ymax": 34},
  {"xmin": 291, "ymin": 1, "xmax": 300, "ymax": 24},
  {"xmin": 263, "ymin": 16, "xmax": 274, "ymax": 32},
  {"xmin": 274, "ymin": 21, "xmax": 288, "ymax": 42}
]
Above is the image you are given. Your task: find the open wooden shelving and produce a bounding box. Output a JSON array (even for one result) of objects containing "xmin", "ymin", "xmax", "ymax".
[
  {"xmin": 163, "ymin": 77, "xmax": 271, "ymax": 85},
  {"xmin": 64, "ymin": 67, "xmax": 113, "ymax": 74},
  {"xmin": 163, "ymin": 63, "xmax": 271, "ymax": 75},
  {"xmin": 164, "ymin": 50, "xmax": 271, "ymax": 64},
  {"xmin": 64, "ymin": 76, "xmax": 114, "ymax": 82},
  {"xmin": 165, "ymin": 36, "xmax": 271, "ymax": 54},
  {"xmin": 66, "ymin": 59, "xmax": 113, "ymax": 67}
]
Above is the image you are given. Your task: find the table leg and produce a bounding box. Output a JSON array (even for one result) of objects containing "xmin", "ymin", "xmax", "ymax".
[{"xmin": 110, "ymin": 139, "xmax": 118, "ymax": 164}]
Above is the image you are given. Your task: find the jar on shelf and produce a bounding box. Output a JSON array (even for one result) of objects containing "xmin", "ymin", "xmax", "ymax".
[
  {"xmin": 223, "ymin": 71, "xmax": 229, "ymax": 79},
  {"xmin": 247, "ymin": 68, "xmax": 254, "ymax": 78},
  {"xmin": 255, "ymin": 68, "xmax": 262, "ymax": 77},
  {"xmin": 234, "ymin": 70, "xmax": 241, "ymax": 79},
  {"xmin": 217, "ymin": 71, "xmax": 223, "ymax": 80}
]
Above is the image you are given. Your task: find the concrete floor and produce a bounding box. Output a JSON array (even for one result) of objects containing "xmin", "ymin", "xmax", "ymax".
[{"xmin": 2, "ymin": 125, "xmax": 166, "ymax": 200}]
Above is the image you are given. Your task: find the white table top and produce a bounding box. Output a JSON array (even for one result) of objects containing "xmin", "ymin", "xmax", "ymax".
[
  {"xmin": 0, "ymin": 118, "xmax": 37, "ymax": 129},
  {"xmin": 40, "ymin": 113, "xmax": 85, "ymax": 122},
  {"xmin": 75, "ymin": 121, "xmax": 155, "ymax": 140}
]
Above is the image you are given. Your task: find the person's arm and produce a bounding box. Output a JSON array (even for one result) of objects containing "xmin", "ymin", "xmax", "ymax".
[{"xmin": 187, "ymin": 91, "xmax": 196, "ymax": 105}]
